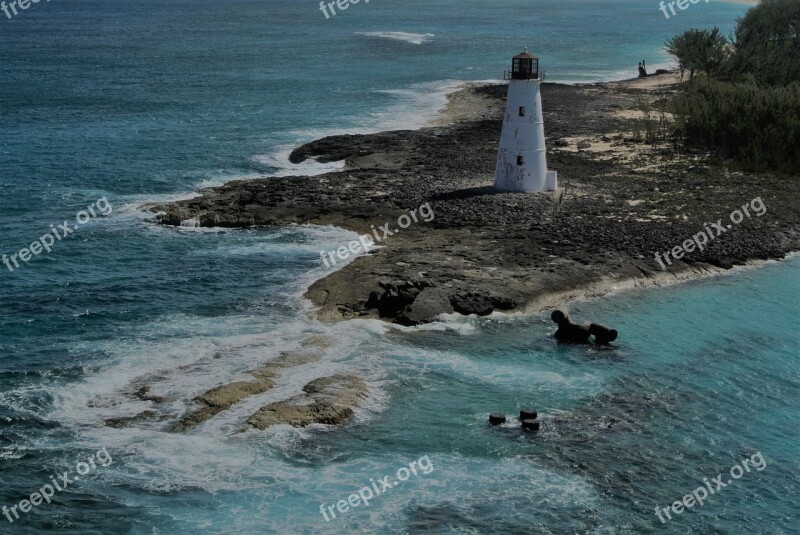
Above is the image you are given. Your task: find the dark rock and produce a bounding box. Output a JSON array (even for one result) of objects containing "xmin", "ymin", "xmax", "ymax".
[
  {"xmin": 489, "ymin": 413, "xmax": 506, "ymax": 425},
  {"xmin": 373, "ymin": 280, "xmax": 425, "ymax": 318},
  {"xmin": 552, "ymin": 309, "xmax": 592, "ymax": 344},
  {"xmin": 395, "ymin": 289, "xmax": 453, "ymax": 326},
  {"xmin": 376, "ymin": 289, "xmax": 405, "ymax": 317},
  {"xmin": 589, "ymin": 323, "xmax": 618, "ymax": 345},
  {"xmin": 104, "ymin": 410, "xmax": 162, "ymax": 429},
  {"xmin": 449, "ymin": 291, "xmax": 517, "ymax": 316},
  {"xmin": 522, "ymin": 419, "xmax": 541, "ymax": 431},
  {"xmin": 133, "ymin": 385, "xmax": 166, "ymax": 404},
  {"xmin": 688, "ymin": 166, "xmax": 709, "ymax": 174},
  {"xmin": 398, "ymin": 288, "xmax": 420, "ymax": 302},
  {"xmin": 365, "ymin": 291, "xmax": 380, "ymax": 309}
]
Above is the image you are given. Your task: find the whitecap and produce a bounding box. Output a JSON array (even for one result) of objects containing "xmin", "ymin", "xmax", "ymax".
[{"xmin": 355, "ymin": 31, "xmax": 435, "ymax": 45}]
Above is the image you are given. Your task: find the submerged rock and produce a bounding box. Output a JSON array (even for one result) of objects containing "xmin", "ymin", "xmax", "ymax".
[
  {"xmin": 172, "ymin": 345, "xmax": 325, "ymax": 432},
  {"xmin": 246, "ymin": 374, "xmax": 368, "ymax": 430},
  {"xmin": 553, "ymin": 310, "xmax": 619, "ymax": 346},
  {"xmin": 173, "ymin": 378, "xmax": 276, "ymax": 432},
  {"xmin": 589, "ymin": 323, "xmax": 618, "ymax": 345},
  {"xmin": 133, "ymin": 385, "xmax": 166, "ymax": 404},
  {"xmin": 105, "ymin": 410, "xmax": 165, "ymax": 429}
]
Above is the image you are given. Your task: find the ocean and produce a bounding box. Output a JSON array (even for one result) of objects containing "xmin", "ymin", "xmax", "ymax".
[{"xmin": 1, "ymin": 0, "xmax": 797, "ymax": 533}]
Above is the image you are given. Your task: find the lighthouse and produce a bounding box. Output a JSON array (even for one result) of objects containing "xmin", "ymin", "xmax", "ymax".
[{"xmin": 494, "ymin": 50, "xmax": 557, "ymax": 192}]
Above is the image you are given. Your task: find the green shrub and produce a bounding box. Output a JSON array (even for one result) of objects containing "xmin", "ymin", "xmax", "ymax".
[{"xmin": 672, "ymin": 78, "xmax": 800, "ymax": 172}]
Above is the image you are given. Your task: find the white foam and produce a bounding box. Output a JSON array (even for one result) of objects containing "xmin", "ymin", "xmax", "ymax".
[
  {"xmin": 40, "ymin": 223, "xmax": 398, "ymax": 447},
  {"xmin": 355, "ymin": 31, "xmax": 435, "ymax": 45},
  {"xmin": 252, "ymin": 145, "xmax": 346, "ymax": 177}
]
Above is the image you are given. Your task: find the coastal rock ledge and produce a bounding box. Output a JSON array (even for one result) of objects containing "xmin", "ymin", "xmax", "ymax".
[{"xmin": 147, "ymin": 82, "xmax": 800, "ymax": 325}]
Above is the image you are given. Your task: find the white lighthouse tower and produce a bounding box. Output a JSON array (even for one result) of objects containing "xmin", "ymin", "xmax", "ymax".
[{"xmin": 494, "ymin": 50, "xmax": 557, "ymax": 192}]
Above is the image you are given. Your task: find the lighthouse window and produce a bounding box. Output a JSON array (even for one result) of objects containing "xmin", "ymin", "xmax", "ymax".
[
  {"xmin": 519, "ymin": 106, "xmax": 525, "ymax": 117},
  {"xmin": 516, "ymin": 156, "xmax": 524, "ymax": 166}
]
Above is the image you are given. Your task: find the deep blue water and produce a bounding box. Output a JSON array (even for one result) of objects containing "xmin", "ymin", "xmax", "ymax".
[{"xmin": 2, "ymin": 0, "xmax": 797, "ymax": 533}]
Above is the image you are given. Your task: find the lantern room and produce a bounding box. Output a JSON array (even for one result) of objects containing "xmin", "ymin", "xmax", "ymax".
[{"xmin": 507, "ymin": 49, "xmax": 539, "ymax": 80}]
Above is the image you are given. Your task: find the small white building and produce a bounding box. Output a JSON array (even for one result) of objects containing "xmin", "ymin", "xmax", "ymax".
[{"xmin": 494, "ymin": 50, "xmax": 557, "ymax": 193}]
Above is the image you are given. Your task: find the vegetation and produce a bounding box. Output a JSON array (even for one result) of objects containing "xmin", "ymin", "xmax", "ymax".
[
  {"xmin": 730, "ymin": 0, "xmax": 800, "ymax": 86},
  {"xmin": 672, "ymin": 79, "xmax": 800, "ymax": 172},
  {"xmin": 665, "ymin": 28, "xmax": 728, "ymax": 81},
  {"xmin": 664, "ymin": 0, "xmax": 800, "ymax": 173}
]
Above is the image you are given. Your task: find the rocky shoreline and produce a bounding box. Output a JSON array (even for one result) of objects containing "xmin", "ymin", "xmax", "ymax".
[{"xmin": 147, "ymin": 75, "xmax": 800, "ymax": 326}]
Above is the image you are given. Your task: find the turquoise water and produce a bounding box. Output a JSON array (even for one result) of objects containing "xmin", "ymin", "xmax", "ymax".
[{"xmin": 2, "ymin": 0, "xmax": 797, "ymax": 533}]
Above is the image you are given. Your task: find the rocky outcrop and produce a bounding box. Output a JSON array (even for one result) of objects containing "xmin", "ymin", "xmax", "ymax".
[
  {"xmin": 362, "ymin": 281, "xmax": 517, "ymax": 324},
  {"xmin": 147, "ymin": 83, "xmax": 800, "ymax": 326},
  {"xmin": 246, "ymin": 374, "xmax": 368, "ymax": 430},
  {"xmin": 363, "ymin": 279, "xmax": 438, "ymax": 325}
]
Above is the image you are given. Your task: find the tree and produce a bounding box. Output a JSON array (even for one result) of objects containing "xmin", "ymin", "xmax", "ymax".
[
  {"xmin": 665, "ymin": 28, "xmax": 729, "ymax": 81},
  {"xmin": 729, "ymin": 0, "xmax": 800, "ymax": 85}
]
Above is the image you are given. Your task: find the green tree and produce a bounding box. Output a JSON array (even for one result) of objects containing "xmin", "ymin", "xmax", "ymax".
[
  {"xmin": 728, "ymin": 0, "xmax": 800, "ymax": 85},
  {"xmin": 665, "ymin": 28, "xmax": 729, "ymax": 81}
]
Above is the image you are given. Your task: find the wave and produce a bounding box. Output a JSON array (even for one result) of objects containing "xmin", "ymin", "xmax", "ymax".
[
  {"xmin": 251, "ymin": 145, "xmax": 346, "ymax": 177},
  {"xmin": 232, "ymin": 79, "xmax": 470, "ymax": 189},
  {"xmin": 355, "ymin": 31, "xmax": 435, "ymax": 45}
]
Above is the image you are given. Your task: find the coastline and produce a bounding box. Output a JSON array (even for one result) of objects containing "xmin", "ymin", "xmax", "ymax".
[{"xmin": 146, "ymin": 73, "xmax": 800, "ymax": 326}]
